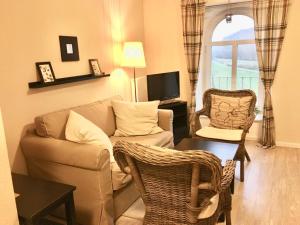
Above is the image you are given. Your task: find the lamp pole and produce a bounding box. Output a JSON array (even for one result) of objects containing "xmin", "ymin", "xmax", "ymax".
[{"xmin": 133, "ymin": 67, "xmax": 137, "ymax": 102}]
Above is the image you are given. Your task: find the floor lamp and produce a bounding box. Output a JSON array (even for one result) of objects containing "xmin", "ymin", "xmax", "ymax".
[{"xmin": 122, "ymin": 42, "xmax": 146, "ymax": 102}]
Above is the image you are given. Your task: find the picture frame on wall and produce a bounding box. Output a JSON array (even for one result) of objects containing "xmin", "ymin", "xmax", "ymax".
[
  {"xmin": 35, "ymin": 62, "xmax": 56, "ymax": 83},
  {"xmin": 59, "ymin": 36, "xmax": 80, "ymax": 61},
  {"xmin": 89, "ymin": 59, "xmax": 104, "ymax": 76}
]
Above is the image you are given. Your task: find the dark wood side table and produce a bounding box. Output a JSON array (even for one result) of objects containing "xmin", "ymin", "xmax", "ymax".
[
  {"xmin": 158, "ymin": 101, "xmax": 188, "ymax": 145},
  {"xmin": 12, "ymin": 173, "xmax": 76, "ymax": 225},
  {"xmin": 175, "ymin": 138, "xmax": 238, "ymax": 192}
]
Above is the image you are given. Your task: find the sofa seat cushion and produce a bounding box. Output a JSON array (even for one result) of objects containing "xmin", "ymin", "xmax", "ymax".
[
  {"xmin": 110, "ymin": 131, "xmax": 174, "ymax": 148},
  {"xmin": 196, "ymin": 126, "xmax": 243, "ymax": 141},
  {"xmin": 111, "ymin": 161, "xmax": 132, "ymax": 191},
  {"xmin": 110, "ymin": 131, "xmax": 173, "ymax": 191}
]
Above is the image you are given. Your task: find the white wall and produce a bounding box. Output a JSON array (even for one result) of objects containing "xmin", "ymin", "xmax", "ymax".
[
  {"xmin": 143, "ymin": 0, "xmax": 300, "ymax": 147},
  {"xmin": 0, "ymin": 0, "xmax": 145, "ymax": 173},
  {"xmin": 272, "ymin": 0, "xmax": 300, "ymax": 148},
  {"xmin": 143, "ymin": 0, "xmax": 190, "ymax": 103},
  {"xmin": 0, "ymin": 110, "xmax": 19, "ymax": 225}
]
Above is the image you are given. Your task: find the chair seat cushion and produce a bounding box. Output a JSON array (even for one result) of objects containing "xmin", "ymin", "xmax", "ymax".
[
  {"xmin": 196, "ymin": 126, "xmax": 243, "ymax": 141},
  {"xmin": 117, "ymin": 194, "xmax": 220, "ymax": 223}
]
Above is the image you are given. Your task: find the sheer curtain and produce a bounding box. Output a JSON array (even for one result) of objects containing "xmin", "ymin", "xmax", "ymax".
[
  {"xmin": 181, "ymin": 0, "xmax": 206, "ymax": 134},
  {"xmin": 253, "ymin": 0, "xmax": 289, "ymax": 148}
]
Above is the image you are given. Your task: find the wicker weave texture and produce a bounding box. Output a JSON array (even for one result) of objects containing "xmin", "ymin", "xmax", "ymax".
[
  {"xmin": 113, "ymin": 141, "xmax": 235, "ymax": 225},
  {"xmin": 194, "ymin": 88, "xmax": 256, "ymax": 182}
]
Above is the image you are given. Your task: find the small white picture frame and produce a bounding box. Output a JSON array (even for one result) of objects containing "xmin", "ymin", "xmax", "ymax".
[
  {"xmin": 89, "ymin": 59, "xmax": 104, "ymax": 76},
  {"xmin": 36, "ymin": 62, "xmax": 56, "ymax": 83}
]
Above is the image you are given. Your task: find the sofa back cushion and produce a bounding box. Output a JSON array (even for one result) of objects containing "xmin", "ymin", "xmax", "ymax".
[
  {"xmin": 35, "ymin": 96, "xmax": 122, "ymax": 139},
  {"xmin": 112, "ymin": 100, "xmax": 163, "ymax": 137}
]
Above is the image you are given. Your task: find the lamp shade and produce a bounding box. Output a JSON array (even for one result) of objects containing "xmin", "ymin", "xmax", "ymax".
[{"xmin": 122, "ymin": 42, "xmax": 146, "ymax": 68}]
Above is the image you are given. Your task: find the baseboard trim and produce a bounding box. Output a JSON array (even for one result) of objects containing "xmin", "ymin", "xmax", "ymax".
[
  {"xmin": 246, "ymin": 136, "xmax": 259, "ymax": 141},
  {"xmin": 245, "ymin": 138, "xmax": 300, "ymax": 149},
  {"xmin": 276, "ymin": 141, "xmax": 300, "ymax": 149}
]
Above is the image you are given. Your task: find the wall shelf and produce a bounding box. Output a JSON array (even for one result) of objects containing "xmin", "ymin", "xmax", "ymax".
[{"xmin": 28, "ymin": 74, "xmax": 110, "ymax": 89}]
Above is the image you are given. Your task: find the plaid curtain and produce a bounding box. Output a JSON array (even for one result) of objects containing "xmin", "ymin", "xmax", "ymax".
[
  {"xmin": 253, "ymin": 0, "xmax": 289, "ymax": 148},
  {"xmin": 181, "ymin": 0, "xmax": 205, "ymax": 135}
]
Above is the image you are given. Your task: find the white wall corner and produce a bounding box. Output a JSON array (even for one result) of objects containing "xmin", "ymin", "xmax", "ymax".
[{"xmin": 0, "ymin": 109, "xmax": 19, "ymax": 225}]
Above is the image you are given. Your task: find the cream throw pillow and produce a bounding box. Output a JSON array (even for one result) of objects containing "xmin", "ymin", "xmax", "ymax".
[
  {"xmin": 65, "ymin": 110, "xmax": 114, "ymax": 162},
  {"xmin": 112, "ymin": 100, "xmax": 163, "ymax": 136},
  {"xmin": 210, "ymin": 95, "xmax": 252, "ymax": 129}
]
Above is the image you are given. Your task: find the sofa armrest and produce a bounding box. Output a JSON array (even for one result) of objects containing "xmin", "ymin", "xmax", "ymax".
[
  {"xmin": 21, "ymin": 134, "xmax": 110, "ymax": 171},
  {"xmin": 158, "ymin": 109, "xmax": 173, "ymax": 131}
]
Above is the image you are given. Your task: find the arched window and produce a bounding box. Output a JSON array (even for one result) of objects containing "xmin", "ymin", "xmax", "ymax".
[{"xmin": 207, "ymin": 15, "xmax": 261, "ymax": 98}]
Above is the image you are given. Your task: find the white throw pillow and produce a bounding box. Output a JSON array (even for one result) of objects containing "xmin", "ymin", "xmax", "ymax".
[
  {"xmin": 112, "ymin": 100, "xmax": 163, "ymax": 136},
  {"xmin": 65, "ymin": 110, "xmax": 114, "ymax": 162}
]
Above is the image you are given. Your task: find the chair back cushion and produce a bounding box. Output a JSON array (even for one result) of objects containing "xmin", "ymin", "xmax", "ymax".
[{"xmin": 210, "ymin": 94, "xmax": 252, "ymax": 129}]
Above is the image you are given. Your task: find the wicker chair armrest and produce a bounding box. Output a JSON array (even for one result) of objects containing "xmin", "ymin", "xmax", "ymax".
[
  {"xmin": 243, "ymin": 113, "xmax": 256, "ymax": 132},
  {"xmin": 192, "ymin": 108, "xmax": 210, "ymax": 134},
  {"xmin": 196, "ymin": 107, "xmax": 209, "ymax": 117},
  {"xmin": 221, "ymin": 160, "xmax": 236, "ymax": 190}
]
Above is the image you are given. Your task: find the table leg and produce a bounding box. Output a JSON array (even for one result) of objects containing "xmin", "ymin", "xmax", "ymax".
[{"xmin": 65, "ymin": 193, "xmax": 76, "ymax": 225}]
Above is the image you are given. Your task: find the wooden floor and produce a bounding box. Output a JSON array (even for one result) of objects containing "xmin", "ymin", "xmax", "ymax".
[
  {"xmin": 220, "ymin": 141, "xmax": 300, "ymax": 225},
  {"xmin": 117, "ymin": 141, "xmax": 300, "ymax": 225}
]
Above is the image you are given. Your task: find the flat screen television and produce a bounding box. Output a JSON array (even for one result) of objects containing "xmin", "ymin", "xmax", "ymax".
[{"xmin": 147, "ymin": 71, "xmax": 180, "ymax": 101}]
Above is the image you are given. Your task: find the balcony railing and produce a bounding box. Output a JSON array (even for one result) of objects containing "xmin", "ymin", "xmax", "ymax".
[{"xmin": 211, "ymin": 76, "xmax": 259, "ymax": 91}]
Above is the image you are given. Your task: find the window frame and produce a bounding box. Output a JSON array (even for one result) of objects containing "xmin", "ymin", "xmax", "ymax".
[{"xmin": 201, "ymin": 5, "xmax": 263, "ymax": 110}]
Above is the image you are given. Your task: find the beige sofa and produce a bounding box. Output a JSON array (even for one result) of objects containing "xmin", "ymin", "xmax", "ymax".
[{"xmin": 20, "ymin": 96, "xmax": 174, "ymax": 225}]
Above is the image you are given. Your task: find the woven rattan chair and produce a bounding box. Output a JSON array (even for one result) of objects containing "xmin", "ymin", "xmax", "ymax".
[
  {"xmin": 193, "ymin": 88, "xmax": 257, "ymax": 182},
  {"xmin": 113, "ymin": 141, "xmax": 236, "ymax": 225}
]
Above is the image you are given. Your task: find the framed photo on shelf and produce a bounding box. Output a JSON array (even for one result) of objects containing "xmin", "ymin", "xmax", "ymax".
[
  {"xmin": 35, "ymin": 62, "xmax": 56, "ymax": 83},
  {"xmin": 89, "ymin": 59, "xmax": 104, "ymax": 76}
]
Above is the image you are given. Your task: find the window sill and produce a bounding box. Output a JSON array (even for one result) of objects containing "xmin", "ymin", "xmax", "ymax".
[{"xmin": 254, "ymin": 114, "xmax": 262, "ymax": 122}]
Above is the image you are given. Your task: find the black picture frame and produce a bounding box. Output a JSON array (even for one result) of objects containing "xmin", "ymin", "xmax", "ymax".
[
  {"xmin": 89, "ymin": 59, "xmax": 104, "ymax": 76},
  {"xmin": 59, "ymin": 36, "xmax": 79, "ymax": 61},
  {"xmin": 35, "ymin": 62, "xmax": 56, "ymax": 83}
]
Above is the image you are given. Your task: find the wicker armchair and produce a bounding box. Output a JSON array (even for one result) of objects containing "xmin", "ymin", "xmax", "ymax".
[
  {"xmin": 193, "ymin": 88, "xmax": 257, "ymax": 182},
  {"xmin": 113, "ymin": 141, "xmax": 236, "ymax": 225}
]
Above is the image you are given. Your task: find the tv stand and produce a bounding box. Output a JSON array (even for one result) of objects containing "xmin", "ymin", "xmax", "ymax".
[
  {"xmin": 158, "ymin": 101, "xmax": 188, "ymax": 145},
  {"xmin": 159, "ymin": 99, "xmax": 180, "ymax": 105}
]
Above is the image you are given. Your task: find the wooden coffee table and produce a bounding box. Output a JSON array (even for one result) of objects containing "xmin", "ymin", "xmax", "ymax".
[
  {"xmin": 175, "ymin": 138, "xmax": 238, "ymax": 192},
  {"xmin": 175, "ymin": 138, "xmax": 238, "ymax": 166},
  {"xmin": 12, "ymin": 173, "xmax": 76, "ymax": 225}
]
